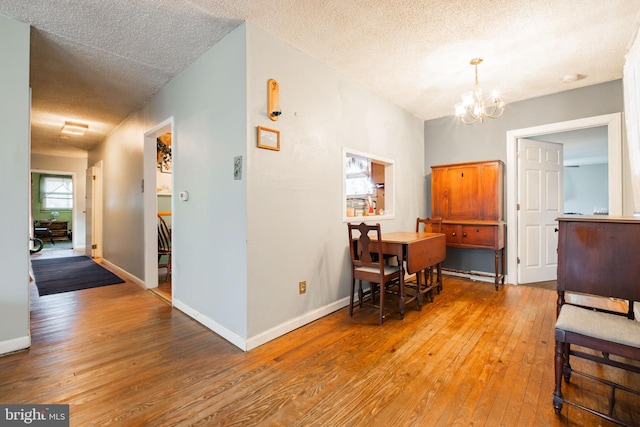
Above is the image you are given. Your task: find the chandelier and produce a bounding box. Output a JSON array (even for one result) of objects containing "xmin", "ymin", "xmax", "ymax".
[{"xmin": 454, "ymin": 58, "xmax": 505, "ymax": 124}]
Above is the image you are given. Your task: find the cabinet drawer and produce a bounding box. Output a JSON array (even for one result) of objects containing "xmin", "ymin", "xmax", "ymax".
[
  {"xmin": 460, "ymin": 225, "xmax": 496, "ymax": 247},
  {"xmin": 442, "ymin": 224, "xmax": 461, "ymax": 244}
]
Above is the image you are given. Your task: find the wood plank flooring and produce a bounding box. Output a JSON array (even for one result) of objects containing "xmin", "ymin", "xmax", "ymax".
[{"xmin": 4, "ymin": 254, "xmax": 640, "ymax": 426}]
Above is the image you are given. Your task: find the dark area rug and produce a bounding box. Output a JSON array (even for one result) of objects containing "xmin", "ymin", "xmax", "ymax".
[{"xmin": 31, "ymin": 256, "xmax": 125, "ymax": 296}]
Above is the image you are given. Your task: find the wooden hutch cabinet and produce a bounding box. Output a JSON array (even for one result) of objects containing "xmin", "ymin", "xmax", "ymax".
[{"xmin": 431, "ymin": 160, "xmax": 505, "ymax": 289}]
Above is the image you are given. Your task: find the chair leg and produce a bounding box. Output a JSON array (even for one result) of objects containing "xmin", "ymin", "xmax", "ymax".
[
  {"xmin": 553, "ymin": 340, "xmax": 565, "ymax": 413},
  {"xmin": 379, "ymin": 281, "xmax": 385, "ymax": 325},
  {"xmin": 349, "ymin": 278, "xmax": 355, "ymax": 316}
]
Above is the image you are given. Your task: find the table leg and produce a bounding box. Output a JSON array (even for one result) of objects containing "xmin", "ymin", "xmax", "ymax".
[
  {"xmin": 494, "ymin": 250, "xmax": 500, "ymax": 291},
  {"xmin": 416, "ymin": 271, "xmax": 423, "ymax": 310},
  {"xmin": 501, "ymin": 247, "xmax": 505, "ymax": 284},
  {"xmin": 398, "ymin": 264, "xmax": 405, "ymax": 319}
]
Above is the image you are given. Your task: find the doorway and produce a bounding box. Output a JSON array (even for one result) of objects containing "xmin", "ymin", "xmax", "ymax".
[
  {"xmin": 506, "ymin": 113, "xmax": 623, "ymax": 285},
  {"xmin": 143, "ymin": 118, "xmax": 174, "ymax": 301},
  {"xmin": 30, "ymin": 171, "xmax": 75, "ymax": 253}
]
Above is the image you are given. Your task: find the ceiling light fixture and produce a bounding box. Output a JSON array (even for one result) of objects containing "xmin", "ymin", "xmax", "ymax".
[
  {"xmin": 60, "ymin": 121, "xmax": 88, "ymax": 136},
  {"xmin": 454, "ymin": 58, "xmax": 505, "ymax": 125}
]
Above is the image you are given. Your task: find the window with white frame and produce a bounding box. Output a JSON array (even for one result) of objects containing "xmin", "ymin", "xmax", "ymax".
[
  {"xmin": 40, "ymin": 175, "xmax": 73, "ymax": 210},
  {"xmin": 343, "ymin": 148, "xmax": 394, "ymax": 221}
]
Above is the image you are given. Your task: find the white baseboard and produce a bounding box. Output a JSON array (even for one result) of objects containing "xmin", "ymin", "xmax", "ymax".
[
  {"xmin": 0, "ymin": 335, "xmax": 30, "ymax": 356},
  {"xmin": 100, "ymin": 258, "xmax": 144, "ymax": 288},
  {"xmin": 172, "ymin": 297, "xmax": 350, "ymax": 352},
  {"xmin": 245, "ymin": 297, "xmax": 349, "ymax": 351},
  {"xmin": 172, "ymin": 298, "xmax": 247, "ymax": 350}
]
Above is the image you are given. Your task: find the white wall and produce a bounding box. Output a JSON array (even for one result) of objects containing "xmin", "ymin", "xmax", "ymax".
[
  {"xmin": 88, "ymin": 24, "xmax": 249, "ymax": 344},
  {"xmin": 86, "ymin": 22, "xmax": 424, "ymax": 350},
  {"xmin": 244, "ymin": 25, "xmax": 425, "ymax": 344},
  {"xmin": 0, "ymin": 16, "xmax": 31, "ymax": 354},
  {"xmin": 31, "ymin": 153, "xmax": 89, "ymax": 249},
  {"xmin": 151, "ymin": 24, "xmax": 249, "ymax": 342},
  {"xmin": 564, "ymin": 163, "xmax": 608, "ymax": 214},
  {"xmin": 89, "ymin": 114, "xmax": 146, "ymax": 278}
]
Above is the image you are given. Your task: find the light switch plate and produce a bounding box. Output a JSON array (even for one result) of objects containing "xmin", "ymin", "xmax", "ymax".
[{"xmin": 234, "ymin": 156, "xmax": 242, "ymax": 180}]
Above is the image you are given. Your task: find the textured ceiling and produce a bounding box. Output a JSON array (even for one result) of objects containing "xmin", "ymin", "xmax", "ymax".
[{"xmin": 1, "ymin": 0, "xmax": 639, "ymax": 157}]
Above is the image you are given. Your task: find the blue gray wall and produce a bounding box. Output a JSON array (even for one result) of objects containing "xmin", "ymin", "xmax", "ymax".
[{"xmin": 424, "ymin": 80, "xmax": 626, "ymax": 276}]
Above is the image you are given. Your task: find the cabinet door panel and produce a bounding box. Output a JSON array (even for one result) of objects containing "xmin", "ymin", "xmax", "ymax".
[
  {"xmin": 431, "ymin": 168, "xmax": 447, "ymax": 217},
  {"xmin": 481, "ymin": 162, "xmax": 502, "ymax": 220},
  {"xmin": 446, "ymin": 166, "xmax": 480, "ymax": 219}
]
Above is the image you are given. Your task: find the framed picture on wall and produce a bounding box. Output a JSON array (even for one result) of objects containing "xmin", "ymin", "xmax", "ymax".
[
  {"xmin": 157, "ymin": 132, "xmax": 172, "ymax": 173},
  {"xmin": 257, "ymin": 126, "xmax": 280, "ymax": 151}
]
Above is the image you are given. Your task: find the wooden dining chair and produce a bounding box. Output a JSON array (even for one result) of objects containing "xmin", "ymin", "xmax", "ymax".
[
  {"xmin": 157, "ymin": 213, "xmax": 172, "ymax": 281},
  {"xmin": 416, "ymin": 217, "xmax": 444, "ymax": 294},
  {"xmin": 347, "ymin": 222, "xmax": 402, "ymax": 325}
]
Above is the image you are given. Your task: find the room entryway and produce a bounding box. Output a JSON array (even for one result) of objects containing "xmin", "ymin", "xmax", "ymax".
[
  {"xmin": 31, "ymin": 171, "xmax": 75, "ymax": 253},
  {"xmin": 144, "ymin": 118, "xmax": 174, "ymax": 303},
  {"xmin": 506, "ymin": 113, "xmax": 623, "ymax": 286}
]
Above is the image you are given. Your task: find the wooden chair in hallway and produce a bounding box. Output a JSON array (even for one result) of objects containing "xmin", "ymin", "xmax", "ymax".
[
  {"xmin": 416, "ymin": 217, "xmax": 443, "ymax": 294},
  {"xmin": 347, "ymin": 222, "xmax": 402, "ymax": 325},
  {"xmin": 157, "ymin": 213, "xmax": 172, "ymax": 281}
]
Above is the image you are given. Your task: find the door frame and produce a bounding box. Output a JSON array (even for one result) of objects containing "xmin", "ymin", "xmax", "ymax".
[
  {"xmin": 506, "ymin": 113, "xmax": 623, "ymax": 285},
  {"xmin": 88, "ymin": 161, "xmax": 103, "ymax": 258},
  {"xmin": 143, "ymin": 117, "xmax": 174, "ymax": 290},
  {"xmin": 30, "ymin": 169, "xmax": 79, "ymax": 250}
]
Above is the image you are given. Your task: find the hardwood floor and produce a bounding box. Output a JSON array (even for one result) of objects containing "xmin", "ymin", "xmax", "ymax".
[
  {"xmin": 151, "ymin": 268, "xmax": 172, "ymax": 302},
  {"xmin": 6, "ymin": 259, "xmax": 640, "ymax": 426}
]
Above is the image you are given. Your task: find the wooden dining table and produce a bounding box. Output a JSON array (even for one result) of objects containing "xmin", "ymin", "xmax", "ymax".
[{"xmin": 372, "ymin": 231, "xmax": 447, "ymax": 314}]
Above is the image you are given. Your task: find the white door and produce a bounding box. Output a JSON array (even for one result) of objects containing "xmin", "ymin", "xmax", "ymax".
[
  {"xmin": 517, "ymin": 138, "xmax": 563, "ymax": 284},
  {"xmin": 85, "ymin": 161, "xmax": 103, "ymax": 258},
  {"xmin": 85, "ymin": 166, "xmax": 93, "ymax": 257}
]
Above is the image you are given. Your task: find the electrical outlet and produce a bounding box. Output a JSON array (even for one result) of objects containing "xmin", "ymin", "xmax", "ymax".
[{"xmin": 299, "ymin": 280, "xmax": 306, "ymax": 294}]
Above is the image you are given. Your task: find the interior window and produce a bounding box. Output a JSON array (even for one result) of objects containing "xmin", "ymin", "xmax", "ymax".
[
  {"xmin": 40, "ymin": 175, "xmax": 73, "ymax": 210},
  {"xmin": 343, "ymin": 149, "xmax": 394, "ymax": 221}
]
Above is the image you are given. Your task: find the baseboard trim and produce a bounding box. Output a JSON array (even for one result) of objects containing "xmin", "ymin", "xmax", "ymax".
[
  {"xmin": 171, "ymin": 297, "xmax": 350, "ymax": 352},
  {"xmin": 443, "ymin": 269, "xmax": 496, "ymax": 284},
  {"xmin": 0, "ymin": 335, "xmax": 30, "ymax": 356},
  {"xmin": 100, "ymin": 258, "xmax": 144, "ymax": 288},
  {"xmin": 245, "ymin": 297, "xmax": 349, "ymax": 351},
  {"xmin": 172, "ymin": 298, "xmax": 248, "ymax": 351}
]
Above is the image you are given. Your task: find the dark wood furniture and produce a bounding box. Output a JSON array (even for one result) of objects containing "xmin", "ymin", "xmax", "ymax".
[
  {"xmin": 431, "ymin": 160, "xmax": 505, "ymax": 290},
  {"xmin": 349, "ymin": 228, "xmax": 447, "ymax": 323},
  {"xmin": 36, "ymin": 220, "xmax": 69, "ymax": 241},
  {"xmin": 372, "ymin": 231, "xmax": 446, "ymax": 311},
  {"xmin": 415, "ymin": 217, "xmax": 444, "ymax": 294},
  {"xmin": 553, "ymin": 216, "xmax": 640, "ymax": 425},
  {"xmin": 34, "ymin": 222, "xmax": 54, "ymax": 244},
  {"xmin": 348, "ymin": 223, "xmax": 402, "ymax": 325}
]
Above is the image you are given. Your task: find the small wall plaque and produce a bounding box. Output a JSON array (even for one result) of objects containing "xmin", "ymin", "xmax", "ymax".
[{"xmin": 257, "ymin": 126, "xmax": 280, "ymax": 151}]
